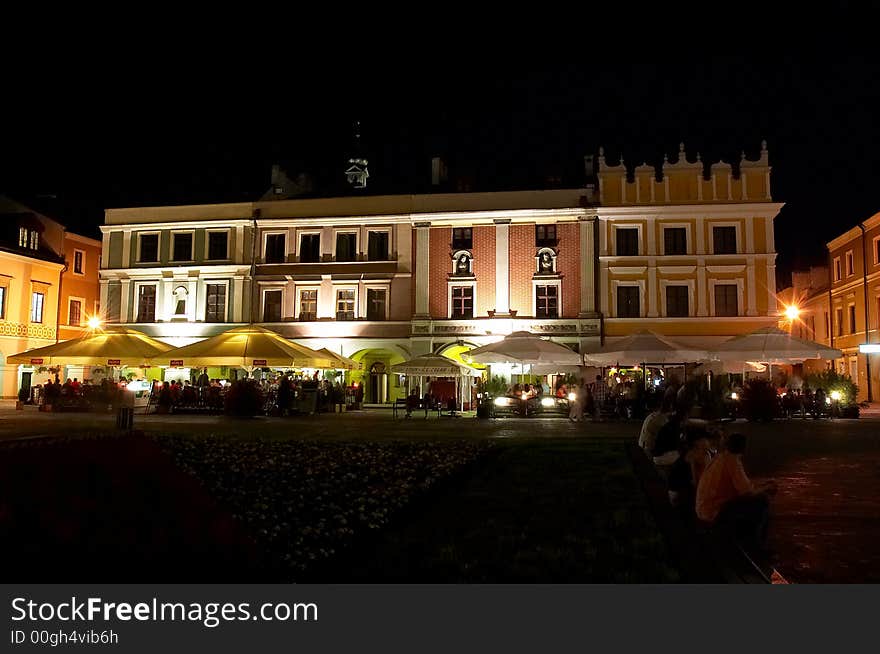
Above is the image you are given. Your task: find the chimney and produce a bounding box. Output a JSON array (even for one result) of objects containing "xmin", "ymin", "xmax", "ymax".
[{"xmin": 431, "ymin": 157, "xmax": 448, "ymax": 186}]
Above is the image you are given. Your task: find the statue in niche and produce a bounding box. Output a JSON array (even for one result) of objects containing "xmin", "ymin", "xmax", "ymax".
[
  {"xmin": 456, "ymin": 253, "xmax": 471, "ymax": 275},
  {"xmin": 173, "ymin": 286, "xmax": 188, "ymax": 315},
  {"xmin": 539, "ymin": 251, "xmax": 554, "ymax": 273}
]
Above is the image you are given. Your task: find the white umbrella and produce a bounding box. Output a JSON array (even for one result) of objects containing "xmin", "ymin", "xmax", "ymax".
[
  {"xmin": 468, "ymin": 331, "xmax": 582, "ymax": 366},
  {"xmin": 391, "ymin": 353, "xmax": 480, "ymax": 377},
  {"xmin": 711, "ymin": 327, "xmax": 842, "ymax": 364},
  {"xmin": 582, "ymin": 330, "xmax": 710, "ymax": 366}
]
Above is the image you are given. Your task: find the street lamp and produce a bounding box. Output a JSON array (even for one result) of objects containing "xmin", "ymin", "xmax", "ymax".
[
  {"xmin": 784, "ymin": 304, "xmax": 800, "ymax": 321},
  {"xmin": 87, "ymin": 316, "xmax": 102, "ymax": 330}
]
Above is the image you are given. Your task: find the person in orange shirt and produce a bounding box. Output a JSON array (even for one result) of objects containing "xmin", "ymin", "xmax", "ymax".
[{"xmin": 696, "ymin": 432, "xmax": 777, "ymax": 551}]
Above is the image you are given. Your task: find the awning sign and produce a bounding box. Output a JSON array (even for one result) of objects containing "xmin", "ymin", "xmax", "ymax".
[
  {"xmin": 107, "ymin": 359, "xmax": 121, "ymax": 366},
  {"xmin": 170, "ymin": 360, "xmax": 184, "ymax": 367},
  {"xmin": 253, "ymin": 360, "xmax": 268, "ymax": 367},
  {"xmin": 30, "ymin": 358, "xmax": 44, "ymax": 365}
]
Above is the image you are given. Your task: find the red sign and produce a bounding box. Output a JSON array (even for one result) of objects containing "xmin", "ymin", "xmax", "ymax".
[
  {"xmin": 30, "ymin": 358, "xmax": 44, "ymax": 365},
  {"xmin": 252, "ymin": 360, "xmax": 268, "ymax": 367},
  {"xmin": 170, "ymin": 360, "xmax": 184, "ymax": 367},
  {"xmin": 107, "ymin": 359, "xmax": 121, "ymax": 366}
]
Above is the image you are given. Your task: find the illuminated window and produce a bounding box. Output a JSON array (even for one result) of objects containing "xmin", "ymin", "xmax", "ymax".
[
  {"xmin": 299, "ymin": 289, "xmax": 317, "ymax": 321},
  {"xmin": 29, "ymin": 230, "xmax": 38, "ymax": 250},
  {"xmin": 336, "ymin": 289, "xmax": 356, "ymax": 320},
  {"xmin": 31, "ymin": 292, "xmax": 44, "ymax": 323},
  {"xmin": 19, "ymin": 227, "xmax": 27, "ymax": 247}
]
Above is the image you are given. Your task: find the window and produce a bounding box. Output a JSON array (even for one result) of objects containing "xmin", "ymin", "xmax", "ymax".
[
  {"xmin": 845, "ymin": 251, "xmax": 854, "ymax": 277},
  {"xmin": 20, "ymin": 227, "xmax": 38, "ymax": 250},
  {"xmin": 665, "ymin": 285, "xmax": 689, "ymax": 317},
  {"xmin": 264, "ymin": 234, "xmax": 286, "ymax": 263},
  {"xmin": 30, "ymin": 292, "xmax": 45, "ymax": 323},
  {"xmin": 452, "ymin": 227, "xmax": 473, "ymax": 250},
  {"xmin": 849, "ymin": 305, "xmax": 857, "ymax": 334},
  {"xmin": 299, "ymin": 234, "xmax": 321, "ymax": 263},
  {"xmin": 138, "ymin": 234, "xmax": 159, "ymax": 263},
  {"xmin": 536, "ymin": 285, "xmax": 558, "ymax": 318},
  {"xmin": 73, "ymin": 250, "xmax": 84, "ymax": 274},
  {"xmin": 29, "ymin": 230, "xmax": 38, "ymax": 250},
  {"xmin": 712, "ymin": 226, "xmax": 737, "ymax": 254},
  {"xmin": 171, "ymin": 233, "xmax": 193, "ymax": 262},
  {"xmin": 336, "ymin": 233, "xmax": 357, "ymax": 261},
  {"xmin": 833, "ymin": 257, "xmax": 841, "ymax": 282},
  {"xmin": 663, "ymin": 228, "xmax": 687, "ymax": 255},
  {"xmin": 836, "ymin": 308, "xmax": 843, "ymax": 337},
  {"xmin": 136, "ymin": 285, "xmax": 156, "ymax": 322},
  {"xmin": 367, "ymin": 231, "xmax": 389, "ymax": 261},
  {"xmin": 263, "ymin": 289, "xmax": 283, "ymax": 322},
  {"xmin": 0, "ymin": 286, "xmax": 5, "ymax": 319},
  {"xmin": 536, "ymin": 224, "xmax": 557, "ymax": 247},
  {"xmin": 366, "ymin": 288, "xmax": 387, "ymax": 321},
  {"xmin": 299, "ymin": 289, "xmax": 317, "ymax": 321},
  {"xmin": 207, "ymin": 231, "xmax": 229, "ymax": 260},
  {"xmin": 615, "ymin": 228, "xmax": 639, "ymax": 256},
  {"xmin": 451, "ymin": 286, "xmax": 473, "ymax": 318},
  {"xmin": 714, "ymin": 284, "xmax": 738, "ymax": 317},
  {"xmin": 824, "ymin": 311, "xmax": 830, "ymax": 338},
  {"xmin": 875, "ymin": 238, "xmax": 880, "ymax": 265},
  {"xmin": 336, "ymin": 289, "xmax": 356, "ymax": 320},
  {"xmin": 617, "ymin": 286, "xmax": 640, "ymax": 317},
  {"xmin": 19, "ymin": 227, "xmax": 27, "ymax": 248},
  {"xmin": 69, "ymin": 299, "xmax": 82, "ymax": 326},
  {"xmin": 808, "ymin": 315, "xmax": 816, "ymax": 338},
  {"xmin": 205, "ymin": 284, "xmax": 227, "ymax": 322}
]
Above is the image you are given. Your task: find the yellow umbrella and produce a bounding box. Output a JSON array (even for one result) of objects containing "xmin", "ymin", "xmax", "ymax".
[
  {"xmin": 6, "ymin": 327, "xmax": 174, "ymax": 367},
  {"xmin": 156, "ymin": 325, "xmax": 333, "ymax": 370},
  {"xmin": 316, "ymin": 348, "xmax": 361, "ymax": 370}
]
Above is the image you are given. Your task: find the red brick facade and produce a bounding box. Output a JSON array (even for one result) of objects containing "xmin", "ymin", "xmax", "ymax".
[
  {"xmin": 473, "ymin": 226, "xmax": 495, "ymax": 317},
  {"xmin": 429, "ymin": 227, "xmax": 452, "ymax": 317},
  {"xmin": 509, "ymin": 225, "xmax": 534, "ymax": 316},
  {"xmin": 557, "ymin": 222, "xmax": 580, "ymax": 318}
]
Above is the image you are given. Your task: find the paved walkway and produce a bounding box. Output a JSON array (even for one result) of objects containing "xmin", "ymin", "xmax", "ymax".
[{"xmin": 3, "ymin": 408, "xmax": 879, "ymax": 582}]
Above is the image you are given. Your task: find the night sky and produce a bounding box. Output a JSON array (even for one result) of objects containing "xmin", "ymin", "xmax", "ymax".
[{"xmin": 2, "ymin": 54, "xmax": 878, "ymax": 288}]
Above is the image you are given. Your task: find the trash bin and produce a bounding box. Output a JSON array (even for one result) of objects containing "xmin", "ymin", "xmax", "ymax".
[{"xmin": 116, "ymin": 389, "xmax": 135, "ymax": 430}]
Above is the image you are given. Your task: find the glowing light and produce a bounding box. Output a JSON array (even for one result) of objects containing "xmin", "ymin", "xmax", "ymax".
[
  {"xmin": 87, "ymin": 316, "xmax": 102, "ymax": 329},
  {"xmin": 568, "ymin": 392, "xmax": 577, "ymax": 402},
  {"xmin": 830, "ymin": 390, "xmax": 842, "ymax": 401},
  {"xmin": 825, "ymin": 397, "xmax": 832, "ymax": 405},
  {"xmin": 521, "ymin": 392, "xmax": 528, "ymax": 401},
  {"xmin": 609, "ymin": 367, "xmax": 618, "ymax": 374},
  {"xmin": 730, "ymin": 392, "xmax": 738, "ymax": 400},
  {"xmin": 541, "ymin": 397, "xmax": 555, "ymax": 407},
  {"xmin": 859, "ymin": 344, "xmax": 880, "ymax": 353},
  {"xmin": 494, "ymin": 396, "xmax": 513, "ymax": 407},
  {"xmin": 784, "ymin": 305, "xmax": 800, "ymax": 321}
]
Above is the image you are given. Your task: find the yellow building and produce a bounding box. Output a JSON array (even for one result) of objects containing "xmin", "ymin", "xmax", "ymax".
[
  {"xmin": 0, "ymin": 197, "xmax": 66, "ymax": 399},
  {"xmin": 596, "ymin": 141, "xmax": 782, "ymax": 349}
]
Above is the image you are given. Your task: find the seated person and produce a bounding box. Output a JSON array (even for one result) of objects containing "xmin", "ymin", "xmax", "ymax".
[
  {"xmin": 638, "ymin": 396, "xmax": 672, "ymax": 455},
  {"xmin": 652, "ymin": 406, "xmax": 688, "ymax": 470},
  {"xmin": 696, "ymin": 432, "xmax": 777, "ymax": 552},
  {"xmin": 667, "ymin": 425, "xmax": 713, "ymax": 515}
]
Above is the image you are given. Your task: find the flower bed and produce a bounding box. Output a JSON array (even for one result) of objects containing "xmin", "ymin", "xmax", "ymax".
[{"xmin": 154, "ymin": 435, "xmax": 492, "ymax": 579}]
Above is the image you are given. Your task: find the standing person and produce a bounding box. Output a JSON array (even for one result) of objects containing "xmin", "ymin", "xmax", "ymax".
[
  {"xmin": 197, "ymin": 368, "xmax": 210, "ymax": 388},
  {"xmin": 592, "ymin": 375, "xmax": 608, "ymax": 422},
  {"xmin": 568, "ymin": 384, "xmax": 583, "ymax": 422},
  {"xmin": 696, "ymin": 433, "xmax": 777, "ymax": 552},
  {"xmin": 276, "ymin": 373, "xmax": 291, "ymax": 417}
]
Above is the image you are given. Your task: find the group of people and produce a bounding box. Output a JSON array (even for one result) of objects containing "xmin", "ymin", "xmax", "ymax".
[
  {"xmin": 638, "ymin": 391, "xmax": 777, "ymax": 553},
  {"xmin": 267, "ymin": 374, "xmax": 363, "ymax": 416},
  {"xmin": 35, "ymin": 377, "xmax": 122, "ymax": 410}
]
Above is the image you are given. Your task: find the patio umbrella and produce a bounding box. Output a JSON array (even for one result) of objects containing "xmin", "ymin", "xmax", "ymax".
[
  {"xmin": 155, "ymin": 325, "xmax": 333, "ymax": 370},
  {"xmin": 6, "ymin": 327, "xmax": 174, "ymax": 367},
  {"xmin": 582, "ymin": 330, "xmax": 710, "ymax": 366},
  {"xmin": 468, "ymin": 331, "xmax": 582, "ymax": 366},
  {"xmin": 710, "ymin": 327, "xmax": 842, "ymax": 364},
  {"xmin": 316, "ymin": 348, "xmax": 361, "ymax": 371},
  {"xmin": 391, "ymin": 353, "xmax": 480, "ymax": 377}
]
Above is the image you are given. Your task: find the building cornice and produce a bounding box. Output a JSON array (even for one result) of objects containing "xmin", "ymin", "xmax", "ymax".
[
  {"xmin": 597, "ymin": 203, "xmax": 784, "ymax": 219},
  {"xmin": 100, "ymin": 219, "xmax": 254, "ymax": 233}
]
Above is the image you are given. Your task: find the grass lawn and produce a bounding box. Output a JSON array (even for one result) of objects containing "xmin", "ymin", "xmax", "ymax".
[{"xmin": 319, "ymin": 438, "xmax": 680, "ymax": 583}]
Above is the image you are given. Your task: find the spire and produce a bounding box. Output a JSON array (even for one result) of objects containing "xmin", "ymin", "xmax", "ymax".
[{"xmin": 345, "ymin": 119, "xmax": 369, "ymax": 189}]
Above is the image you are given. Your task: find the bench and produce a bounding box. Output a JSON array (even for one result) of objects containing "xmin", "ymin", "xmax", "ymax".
[
  {"xmin": 626, "ymin": 443, "xmax": 774, "ymax": 583},
  {"xmin": 393, "ymin": 398, "xmax": 441, "ymax": 418}
]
